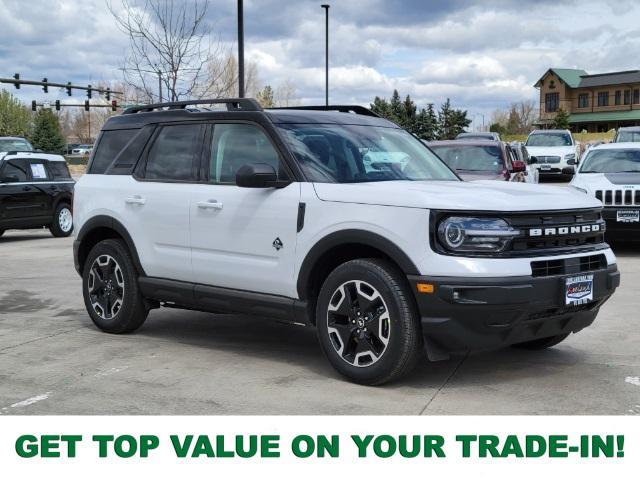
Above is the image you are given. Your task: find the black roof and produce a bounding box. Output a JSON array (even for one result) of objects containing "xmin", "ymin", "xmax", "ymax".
[
  {"xmin": 102, "ymin": 98, "xmax": 396, "ymax": 130},
  {"xmin": 578, "ymin": 70, "xmax": 640, "ymax": 88}
]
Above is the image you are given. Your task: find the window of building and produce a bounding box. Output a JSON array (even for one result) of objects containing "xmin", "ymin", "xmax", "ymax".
[
  {"xmin": 578, "ymin": 93, "xmax": 589, "ymax": 108},
  {"xmin": 615, "ymin": 90, "xmax": 621, "ymax": 105},
  {"xmin": 545, "ymin": 92, "xmax": 559, "ymax": 113},
  {"xmin": 144, "ymin": 124, "xmax": 203, "ymax": 181},
  {"xmin": 634, "ymin": 89, "xmax": 640, "ymax": 104},
  {"xmin": 624, "ymin": 90, "xmax": 631, "ymax": 105},
  {"xmin": 597, "ymin": 92, "xmax": 609, "ymax": 107}
]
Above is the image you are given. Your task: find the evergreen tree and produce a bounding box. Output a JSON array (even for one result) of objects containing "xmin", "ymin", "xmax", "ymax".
[
  {"xmin": 437, "ymin": 98, "xmax": 471, "ymax": 139},
  {"xmin": 31, "ymin": 109, "xmax": 65, "ymax": 154},
  {"xmin": 414, "ymin": 103, "xmax": 438, "ymax": 140},
  {"xmin": 553, "ymin": 108, "xmax": 570, "ymax": 129},
  {"xmin": 256, "ymin": 85, "xmax": 275, "ymax": 108},
  {"xmin": 0, "ymin": 89, "xmax": 32, "ymax": 137}
]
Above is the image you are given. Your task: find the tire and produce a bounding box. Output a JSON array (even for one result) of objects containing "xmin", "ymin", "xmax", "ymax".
[
  {"xmin": 315, "ymin": 258, "xmax": 423, "ymax": 385},
  {"xmin": 0, "ymin": 230, "xmax": 4, "ymax": 237},
  {"xmin": 82, "ymin": 238, "xmax": 149, "ymax": 334},
  {"xmin": 49, "ymin": 203, "xmax": 74, "ymax": 237},
  {"xmin": 512, "ymin": 333, "xmax": 569, "ymax": 350}
]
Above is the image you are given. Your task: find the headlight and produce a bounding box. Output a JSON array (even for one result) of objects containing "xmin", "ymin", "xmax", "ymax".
[
  {"xmin": 437, "ymin": 217, "xmax": 521, "ymax": 253},
  {"xmin": 564, "ymin": 153, "xmax": 576, "ymax": 161}
]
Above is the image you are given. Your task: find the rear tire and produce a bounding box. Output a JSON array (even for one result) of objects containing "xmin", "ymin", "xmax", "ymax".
[
  {"xmin": 49, "ymin": 203, "xmax": 73, "ymax": 237},
  {"xmin": 82, "ymin": 238, "xmax": 149, "ymax": 333},
  {"xmin": 512, "ymin": 333, "xmax": 569, "ymax": 350},
  {"xmin": 315, "ymin": 258, "xmax": 423, "ymax": 385}
]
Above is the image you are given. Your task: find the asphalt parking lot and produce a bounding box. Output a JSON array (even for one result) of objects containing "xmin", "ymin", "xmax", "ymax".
[{"xmin": 0, "ymin": 228, "xmax": 639, "ymax": 415}]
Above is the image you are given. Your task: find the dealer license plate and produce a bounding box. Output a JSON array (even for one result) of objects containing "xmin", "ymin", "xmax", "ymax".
[
  {"xmin": 617, "ymin": 210, "xmax": 640, "ymax": 223},
  {"xmin": 565, "ymin": 274, "xmax": 594, "ymax": 306}
]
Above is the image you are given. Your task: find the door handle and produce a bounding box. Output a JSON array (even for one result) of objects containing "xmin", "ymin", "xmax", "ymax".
[
  {"xmin": 22, "ymin": 186, "xmax": 32, "ymax": 191},
  {"xmin": 125, "ymin": 195, "xmax": 146, "ymax": 205},
  {"xmin": 197, "ymin": 200, "xmax": 223, "ymax": 210}
]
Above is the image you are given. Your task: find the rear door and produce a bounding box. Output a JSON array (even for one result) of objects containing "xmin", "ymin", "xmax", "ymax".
[
  {"xmin": 0, "ymin": 158, "xmax": 40, "ymax": 223},
  {"xmin": 116, "ymin": 123, "xmax": 205, "ymax": 282},
  {"xmin": 189, "ymin": 122, "xmax": 300, "ymax": 297},
  {"xmin": 26, "ymin": 159, "xmax": 55, "ymax": 218}
]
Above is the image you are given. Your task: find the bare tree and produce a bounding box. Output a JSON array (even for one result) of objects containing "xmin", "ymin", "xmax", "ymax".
[
  {"xmin": 108, "ymin": 0, "xmax": 213, "ymax": 102},
  {"xmin": 275, "ymin": 79, "xmax": 299, "ymax": 107},
  {"xmin": 195, "ymin": 52, "xmax": 261, "ymax": 99}
]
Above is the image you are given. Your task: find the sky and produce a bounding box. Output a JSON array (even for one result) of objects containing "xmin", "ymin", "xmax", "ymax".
[{"xmin": 1, "ymin": 0, "xmax": 640, "ymax": 129}]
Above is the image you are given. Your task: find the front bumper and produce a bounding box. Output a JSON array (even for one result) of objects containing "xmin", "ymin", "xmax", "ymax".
[
  {"xmin": 408, "ymin": 264, "xmax": 620, "ymax": 360},
  {"xmin": 602, "ymin": 208, "xmax": 640, "ymax": 240}
]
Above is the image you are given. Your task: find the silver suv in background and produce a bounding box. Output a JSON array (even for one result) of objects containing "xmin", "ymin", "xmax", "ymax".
[
  {"xmin": 614, "ymin": 127, "xmax": 640, "ymax": 143},
  {"xmin": 0, "ymin": 136, "xmax": 34, "ymax": 152},
  {"xmin": 525, "ymin": 129, "xmax": 580, "ymax": 178}
]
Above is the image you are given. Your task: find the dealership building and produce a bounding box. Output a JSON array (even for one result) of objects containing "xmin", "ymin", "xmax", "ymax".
[{"xmin": 535, "ymin": 68, "xmax": 640, "ymax": 132}]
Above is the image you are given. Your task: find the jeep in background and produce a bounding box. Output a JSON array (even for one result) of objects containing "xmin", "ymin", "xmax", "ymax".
[
  {"xmin": 0, "ymin": 151, "xmax": 74, "ymax": 238},
  {"xmin": 525, "ymin": 129, "xmax": 580, "ymax": 178},
  {"xmin": 73, "ymin": 99, "xmax": 619, "ymax": 385}
]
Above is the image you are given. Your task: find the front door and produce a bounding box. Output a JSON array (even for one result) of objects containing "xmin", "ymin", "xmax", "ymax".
[{"xmin": 190, "ymin": 123, "xmax": 300, "ymax": 297}]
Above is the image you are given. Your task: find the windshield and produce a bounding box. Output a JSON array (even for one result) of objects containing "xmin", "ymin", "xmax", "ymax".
[
  {"xmin": 580, "ymin": 149, "xmax": 640, "ymax": 173},
  {"xmin": 526, "ymin": 133, "xmax": 572, "ymax": 147},
  {"xmin": 0, "ymin": 138, "xmax": 33, "ymax": 152},
  {"xmin": 278, "ymin": 124, "xmax": 458, "ymax": 183},
  {"xmin": 615, "ymin": 131, "xmax": 640, "ymax": 143},
  {"xmin": 430, "ymin": 145, "xmax": 504, "ymax": 172}
]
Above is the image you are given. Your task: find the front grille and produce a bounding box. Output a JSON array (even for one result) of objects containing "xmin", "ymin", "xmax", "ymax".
[
  {"xmin": 526, "ymin": 301, "xmax": 599, "ymax": 321},
  {"xmin": 530, "ymin": 254, "xmax": 606, "ymax": 277},
  {"xmin": 508, "ymin": 209, "xmax": 606, "ymax": 255},
  {"xmin": 595, "ymin": 189, "xmax": 640, "ymax": 206},
  {"xmin": 537, "ymin": 156, "xmax": 561, "ymax": 164}
]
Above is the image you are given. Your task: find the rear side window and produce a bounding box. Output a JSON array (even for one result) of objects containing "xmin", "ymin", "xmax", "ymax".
[
  {"xmin": 89, "ymin": 129, "xmax": 137, "ymax": 174},
  {"xmin": 144, "ymin": 124, "xmax": 202, "ymax": 181},
  {"xmin": 48, "ymin": 161, "xmax": 72, "ymax": 180},
  {"xmin": 29, "ymin": 162, "xmax": 49, "ymax": 180},
  {"xmin": 1, "ymin": 159, "xmax": 30, "ymax": 182}
]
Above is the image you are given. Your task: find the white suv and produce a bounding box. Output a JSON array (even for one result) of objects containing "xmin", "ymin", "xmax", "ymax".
[
  {"xmin": 525, "ymin": 129, "xmax": 580, "ymax": 178},
  {"xmin": 73, "ymin": 99, "xmax": 620, "ymax": 385}
]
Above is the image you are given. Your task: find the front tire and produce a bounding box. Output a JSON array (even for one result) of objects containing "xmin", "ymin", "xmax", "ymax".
[
  {"xmin": 82, "ymin": 239, "xmax": 149, "ymax": 333},
  {"xmin": 315, "ymin": 259, "xmax": 423, "ymax": 385},
  {"xmin": 512, "ymin": 333, "xmax": 569, "ymax": 350},
  {"xmin": 50, "ymin": 203, "xmax": 73, "ymax": 237}
]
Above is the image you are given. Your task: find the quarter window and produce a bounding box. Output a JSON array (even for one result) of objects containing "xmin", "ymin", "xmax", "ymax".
[
  {"xmin": 48, "ymin": 161, "xmax": 72, "ymax": 180},
  {"xmin": 144, "ymin": 124, "xmax": 202, "ymax": 181},
  {"xmin": 208, "ymin": 124, "xmax": 284, "ymax": 184},
  {"xmin": 89, "ymin": 129, "xmax": 137, "ymax": 174}
]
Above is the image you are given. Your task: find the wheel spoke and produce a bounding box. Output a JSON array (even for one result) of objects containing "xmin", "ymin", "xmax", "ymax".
[{"xmin": 88, "ymin": 254, "xmax": 126, "ymax": 320}]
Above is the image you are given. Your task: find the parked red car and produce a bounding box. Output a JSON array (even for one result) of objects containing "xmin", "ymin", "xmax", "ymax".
[{"xmin": 427, "ymin": 140, "xmax": 529, "ymax": 182}]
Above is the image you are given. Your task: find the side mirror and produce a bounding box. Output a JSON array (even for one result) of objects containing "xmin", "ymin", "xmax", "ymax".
[
  {"xmin": 236, "ymin": 162, "xmax": 280, "ymax": 188},
  {"xmin": 512, "ymin": 160, "xmax": 527, "ymax": 173},
  {"xmin": 528, "ymin": 156, "xmax": 537, "ymax": 164},
  {"xmin": 1, "ymin": 175, "xmax": 20, "ymax": 183},
  {"xmin": 567, "ymin": 158, "xmax": 577, "ymax": 166}
]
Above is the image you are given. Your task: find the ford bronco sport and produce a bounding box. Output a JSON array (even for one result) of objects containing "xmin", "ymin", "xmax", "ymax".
[{"xmin": 73, "ymin": 99, "xmax": 620, "ymax": 385}]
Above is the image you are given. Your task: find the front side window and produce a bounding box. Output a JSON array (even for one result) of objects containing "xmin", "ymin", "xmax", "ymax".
[
  {"xmin": 430, "ymin": 145, "xmax": 504, "ymax": 173},
  {"xmin": 580, "ymin": 149, "xmax": 640, "ymax": 173},
  {"xmin": 144, "ymin": 124, "xmax": 202, "ymax": 181},
  {"xmin": 525, "ymin": 132, "xmax": 572, "ymax": 147},
  {"xmin": 278, "ymin": 124, "xmax": 458, "ymax": 183},
  {"xmin": 1, "ymin": 159, "xmax": 30, "ymax": 182},
  {"xmin": 578, "ymin": 93, "xmax": 589, "ymax": 108},
  {"xmin": 545, "ymin": 92, "xmax": 559, "ymax": 112},
  {"xmin": 209, "ymin": 124, "xmax": 284, "ymax": 184}
]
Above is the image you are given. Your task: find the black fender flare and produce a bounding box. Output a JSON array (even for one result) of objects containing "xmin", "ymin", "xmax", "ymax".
[
  {"xmin": 296, "ymin": 229, "xmax": 419, "ymax": 299},
  {"xmin": 75, "ymin": 215, "xmax": 146, "ymax": 275}
]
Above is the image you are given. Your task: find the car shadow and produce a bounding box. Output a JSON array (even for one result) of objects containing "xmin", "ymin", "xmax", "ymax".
[
  {"xmin": 105, "ymin": 307, "xmax": 586, "ymax": 390},
  {"xmin": 0, "ymin": 233, "xmax": 52, "ymax": 243}
]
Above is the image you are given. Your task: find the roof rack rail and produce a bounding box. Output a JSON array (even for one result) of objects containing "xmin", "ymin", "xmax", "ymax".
[
  {"xmin": 271, "ymin": 105, "xmax": 381, "ymax": 118},
  {"xmin": 123, "ymin": 98, "xmax": 263, "ymax": 114}
]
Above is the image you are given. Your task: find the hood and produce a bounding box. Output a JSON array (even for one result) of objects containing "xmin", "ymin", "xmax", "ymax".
[
  {"xmin": 526, "ymin": 145, "xmax": 575, "ymax": 157},
  {"xmin": 455, "ymin": 171, "xmax": 505, "ymax": 182},
  {"xmin": 572, "ymin": 172, "xmax": 640, "ymax": 190},
  {"xmin": 313, "ymin": 180, "xmax": 602, "ymax": 212}
]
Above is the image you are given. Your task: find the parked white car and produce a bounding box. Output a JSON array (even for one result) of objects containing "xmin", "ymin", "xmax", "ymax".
[
  {"xmin": 571, "ymin": 142, "xmax": 640, "ymax": 241},
  {"xmin": 525, "ymin": 129, "xmax": 580, "ymax": 178},
  {"xmin": 71, "ymin": 144, "xmax": 94, "ymax": 156}
]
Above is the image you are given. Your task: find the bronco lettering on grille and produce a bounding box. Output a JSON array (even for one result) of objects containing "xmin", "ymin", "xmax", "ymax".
[{"xmin": 529, "ymin": 224, "xmax": 601, "ymax": 237}]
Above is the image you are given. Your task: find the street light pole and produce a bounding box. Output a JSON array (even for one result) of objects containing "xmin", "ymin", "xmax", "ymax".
[
  {"xmin": 321, "ymin": 4, "xmax": 330, "ymax": 106},
  {"xmin": 238, "ymin": 0, "xmax": 245, "ymax": 98}
]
